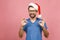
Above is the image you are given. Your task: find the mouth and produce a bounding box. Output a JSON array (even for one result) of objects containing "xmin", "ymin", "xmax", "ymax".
[
  {"xmin": 29, "ymin": 14, "xmax": 36, "ymax": 18},
  {"xmin": 31, "ymin": 14, "xmax": 34, "ymax": 16}
]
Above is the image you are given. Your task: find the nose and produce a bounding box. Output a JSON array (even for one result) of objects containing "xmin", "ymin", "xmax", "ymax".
[{"xmin": 29, "ymin": 11, "xmax": 36, "ymax": 14}]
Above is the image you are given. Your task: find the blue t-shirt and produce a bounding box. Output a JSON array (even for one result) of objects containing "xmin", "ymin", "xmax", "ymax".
[{"xmin": 23, "ymin": 18, "xmax": 47, "ymax": 40}]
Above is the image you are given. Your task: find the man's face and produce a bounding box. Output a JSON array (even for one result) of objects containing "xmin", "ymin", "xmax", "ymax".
[{"xmin": 28, "ymin": 7, "xmax": 37, "ymax": 18}]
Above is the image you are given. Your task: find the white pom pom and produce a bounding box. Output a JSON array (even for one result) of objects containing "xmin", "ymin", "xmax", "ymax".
[{"xmin": 38, "ymin": 14, "xmax": 42, "ymax": 19}]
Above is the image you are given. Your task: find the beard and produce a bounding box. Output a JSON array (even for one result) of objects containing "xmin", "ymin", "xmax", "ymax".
[{"xmin": 29, "ymin": 13, "xmax": 36, "ymax": 18}]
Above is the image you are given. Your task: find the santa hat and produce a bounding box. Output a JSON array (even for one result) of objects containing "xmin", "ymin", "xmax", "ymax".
[{"xmin": 28, "ymin": 3, "xmax": 42, "ymax": 19}]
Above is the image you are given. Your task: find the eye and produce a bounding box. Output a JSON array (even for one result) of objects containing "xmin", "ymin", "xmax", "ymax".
[{"xmin": 29, "ymin": 10, "xmax": 37, "ymax": 12}]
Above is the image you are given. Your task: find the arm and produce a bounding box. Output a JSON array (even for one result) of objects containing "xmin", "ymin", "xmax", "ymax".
[
  {"xmin": 19, "ymin": 18, "xmax": 27, "ymax": 38},
  {"xmin": 39, "ymin": 20, "xmax": 49, "ymax": 38},
  {"xmin": 19, "ymin": 26, "xmax": 24, "ymax": 38},
  {"xmin": 42, "ymin": 27, "xmax": 49, "ymax": 38}
]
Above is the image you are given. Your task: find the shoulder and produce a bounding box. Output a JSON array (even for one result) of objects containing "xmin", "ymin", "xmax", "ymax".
[
  {"xmin": 26, "ymin": 18, "xmax": 30, "ymax": 20},
  {"xmin": 36, "ymin": 18, "xmax": 42, "ymax": 21},
  {"xmin": 26, "ymin": 18, "xmax": 30, "ymax": 21}
]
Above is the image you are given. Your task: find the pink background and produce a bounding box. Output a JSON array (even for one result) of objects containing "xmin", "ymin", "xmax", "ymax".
[{"xmin": 0, "ymin": 0, "xmax": 60, "ymax": 40}]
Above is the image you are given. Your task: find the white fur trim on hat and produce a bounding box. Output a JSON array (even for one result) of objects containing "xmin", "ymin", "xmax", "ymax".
[{"xmin": 28, "ymin": 3, "xmax": 38, "ymax": 10}]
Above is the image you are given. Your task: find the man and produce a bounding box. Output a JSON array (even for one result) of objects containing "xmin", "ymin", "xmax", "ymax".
[{"xmin": 19, "ymin": 3, "xmax": 49, "ymax": 40}]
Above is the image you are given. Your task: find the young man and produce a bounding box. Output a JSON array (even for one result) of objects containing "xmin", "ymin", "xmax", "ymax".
[{"xmin": 19, "ymin": 3, "xmax": 49, "ymax": 40}]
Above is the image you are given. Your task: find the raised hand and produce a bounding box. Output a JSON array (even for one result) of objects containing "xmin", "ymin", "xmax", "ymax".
[
  {"xmin": 39, "ymin": 19, "xmax": 45, "ymax": 27},
  {"xmin": 21, "ymin": 18, "xmax": 27, "ymax": 27}
]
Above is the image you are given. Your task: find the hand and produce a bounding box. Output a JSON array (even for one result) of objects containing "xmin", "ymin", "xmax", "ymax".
[
  {"xmin": 39, "ymin": 19, "xmax": 45, "ymax": 28},
  {"xmin": 21, "ymin": 18, "xmax": 27, "ymax": 27}
]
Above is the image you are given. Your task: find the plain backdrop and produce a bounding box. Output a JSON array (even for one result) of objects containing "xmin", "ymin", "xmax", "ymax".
[{"xmin": 0, "ymin": 0, "xmax": 60, "ymax": 40}]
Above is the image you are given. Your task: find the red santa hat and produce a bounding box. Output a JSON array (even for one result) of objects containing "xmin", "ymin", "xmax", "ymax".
[{"xmin": 28, "ymin": 2, "xmax": 42, "ymax": 19}]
